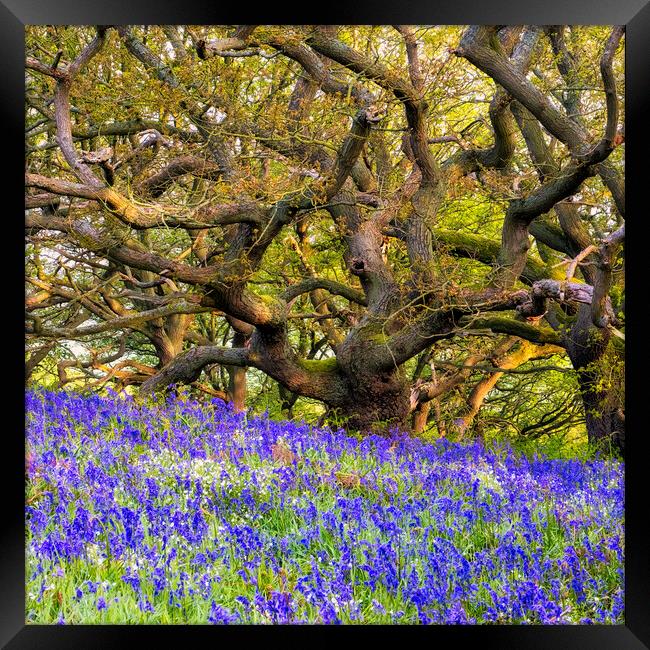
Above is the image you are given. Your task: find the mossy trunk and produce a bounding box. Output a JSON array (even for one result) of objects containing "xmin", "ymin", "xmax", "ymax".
[
  {"xmin": 565, "ymin": 306, "xmax": 624, "ymax": 455},
  {"xmin": 576, "ymin": 369, "xmax": 625, "ymax": 454},
  {"xmin": 335, "ymin": 369, "xmax": 411, "ymax": 434}
]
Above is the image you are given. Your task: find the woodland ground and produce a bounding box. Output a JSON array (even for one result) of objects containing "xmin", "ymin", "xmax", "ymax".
[{"xmin": 25, "ymin": 390, "xmax": 624, "ymax": 624}]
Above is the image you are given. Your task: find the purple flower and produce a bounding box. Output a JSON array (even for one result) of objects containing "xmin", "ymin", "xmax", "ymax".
[
  {"xmin": 25, "ymin": 390, "xmax": 625, "ymax": 625},
  {"xmin": 208, "ymin": 601, "xmax": 239, "ymax": 624}
]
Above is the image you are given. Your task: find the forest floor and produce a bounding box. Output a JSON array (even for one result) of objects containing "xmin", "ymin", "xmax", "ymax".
[{"xmin": 25, "ymin": 390, "xmax": 624, "ymax": 624}]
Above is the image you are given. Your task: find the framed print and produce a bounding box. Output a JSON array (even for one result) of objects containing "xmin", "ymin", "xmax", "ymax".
[{"xmin": 7, "ymin": 0, "xmax": 649, "ymax": 647}]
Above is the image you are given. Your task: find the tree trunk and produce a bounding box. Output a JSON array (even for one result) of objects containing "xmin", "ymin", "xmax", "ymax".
[
  {"xmin": 335, "ymin": 368, "xmax": 411, "ymax": 433},
  {"xmin": 565, "ymin": 305, "xmax": 624, "ymax": 454},
  {"xmin": 279, "ymin": 385, "xmax": 298, "ymax": 418},
  {"xmin": 576, "ymin": 369, "xmax": 625, "ymax": 454},
  {"xmin": 149, "ymin": 313, "xmax": 192, "ymax": 368},
  {"xmin": 227, "ymin": 365, "xmax": 247, "ymax": 412},
  {"xmin": 412, "ymin": 401, "xmax": 432, "ymax": 434},
  {"xmin": 226, "ymin": 332, "xmax": 248, "ymax": 412}
]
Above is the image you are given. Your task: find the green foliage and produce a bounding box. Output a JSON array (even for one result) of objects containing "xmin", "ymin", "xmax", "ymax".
[{"xmin": 25, "ymin": 25, "xmax": 624, "ymax": 457}]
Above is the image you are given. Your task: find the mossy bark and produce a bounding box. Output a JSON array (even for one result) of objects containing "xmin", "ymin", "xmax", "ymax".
[
  {"xmin": 335, "ymin": 370, "xmax": 411, "ymax": 433},
  {"xmin": 565, "ymin": 306, "xmax": 624, "ymax": 454}
]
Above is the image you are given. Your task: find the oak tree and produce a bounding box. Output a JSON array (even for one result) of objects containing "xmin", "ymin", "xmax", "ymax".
[{"xmin": 25, "ymin": 25, "xmax": 625, "ymax": 451}]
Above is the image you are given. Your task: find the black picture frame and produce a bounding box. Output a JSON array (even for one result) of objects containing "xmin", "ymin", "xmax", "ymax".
[{"xmin": 6, "ymin": 1, "xmax": 648, "ymax": 647}]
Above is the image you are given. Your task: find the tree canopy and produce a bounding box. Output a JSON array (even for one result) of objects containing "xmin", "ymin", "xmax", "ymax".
[{"xmin": 25, "ymin": 25, "xmax": 625, "ymax": 452}]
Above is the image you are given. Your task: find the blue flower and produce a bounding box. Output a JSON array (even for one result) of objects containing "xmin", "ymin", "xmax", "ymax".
[{"xmin": 208, "ymin": 601, "xmax": 239, "ymax": 624}]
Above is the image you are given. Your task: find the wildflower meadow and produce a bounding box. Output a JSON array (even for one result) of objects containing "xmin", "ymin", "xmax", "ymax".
[{"xmin": 25, "ymin": 390, "xmax": 624, "ymax": 625}]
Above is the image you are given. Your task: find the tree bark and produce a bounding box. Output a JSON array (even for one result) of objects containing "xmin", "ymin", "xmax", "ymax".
[
  {"xmin": 412, "ymin": 400, "xmax": 432, "ymax": 434},
  {"xmin": 226, "ymin": 331, "xmax": 248, "ymax": 412},
  {"xmin": 336, "ymin": 367, "xmax": 412, "ymax": 433},
  {"xmin": 565, "ymin": 306, "xmax": 624, "ymax": 454}
]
